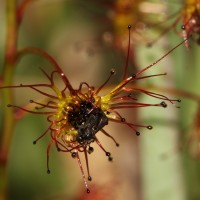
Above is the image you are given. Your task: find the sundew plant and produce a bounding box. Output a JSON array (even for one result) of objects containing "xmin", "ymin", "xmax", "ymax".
[{"xmin": 148, "ymin": 0, "xmax": 200, "ymax": 47}]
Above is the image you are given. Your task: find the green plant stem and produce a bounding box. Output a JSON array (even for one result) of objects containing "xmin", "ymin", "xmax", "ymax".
[
  {"xmin": 0, "ymin": 0, "xmax": 17, "ymax": 199},
  {"xmin": 1, "ymin": 0, "xmax": 17, "ymax": 159}
]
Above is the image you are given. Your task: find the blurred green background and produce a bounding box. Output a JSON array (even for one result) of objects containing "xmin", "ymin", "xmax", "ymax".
[{"xmin": 1, "ymin": 0, "xmax": 200, "ymax": 200}]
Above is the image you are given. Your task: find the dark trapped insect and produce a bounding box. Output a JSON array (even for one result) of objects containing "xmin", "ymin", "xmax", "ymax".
[{"xmin": 0, "ymin": 26, "xmax": 186, "ymax": 193}]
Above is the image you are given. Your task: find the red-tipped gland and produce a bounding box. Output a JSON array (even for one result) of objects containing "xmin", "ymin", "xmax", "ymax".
[
  {"xmin": 121, "ymin": 118, "xmax": 126, "ymax": 122},
  {"xmin": 33, "ymin": 141, "xmax": 37, "ymax": 145},
  {"xmin": 128, "ymin": 25, "xmax": 131, "ymax": 29},
  {"xmin": 71, "ymin": 152, "xmax": 77, "ymax": 158},
  {"xmin": 106, "ymin": 152, "xmax": 113, "ymax": 161},
  {"xmin": 106, "ymin": 111, "xmax": 110, "ymax": 115},
  {"xmin": 47, "ymin": 169, "xmax": 50, "ymax": 174},
  {"xmin": 95, "ymin": 68, "xmax": 116, "ymax": 94},
  {"xmin": 147, "ymin": 125, "xmax": 153, "ymax": 130},
  {"xmin": 87, "ymin": 189, "xmax": 90, "ymax": 193},
  {"xmin": 136, "ymin": 131, "xmax": 140, "ymax": 136},
  {"xmin": 160, "ymin": 101, "xmax": 167, "ymax": 108},
  {"xmin": 177, "ymin": 99, "xmax": 181, "ymax": 102},
  {"xmin": 106, "ymin": 152, "xmax": 111, "ymax": 157},
  {"xmin": 88, "ymin": 176, "xmax": 92, "ymax": 181},
  {"xmin": 181, "ymin": 25, "xmax": 186, "ymax": 30},
  {"xmin": 88, "ymin": 146, "xmax": 94, "ymax": 154},
  {"xmin": 57, "ymin": 147, "xmax": 61, "ymax": 152},
  {"xmin": 110, "ymin": 69, "xmax": 115, "ymax": 75},
  {"xmin": 132, "ymin": 74, "xmax": 136, "ymax": 78},
  {"xmin": 116, "ymin": 143, "xmax": 120, "ymax": 147}
]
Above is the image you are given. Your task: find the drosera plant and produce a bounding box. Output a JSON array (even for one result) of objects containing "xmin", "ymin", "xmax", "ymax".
[
  {"xmin": 148, "ymin": 0, "xmax": 200, "ymax": 47},
  {"xmin": 0, "ymin": 25, "xmax": 187, "ymax": 193},
  {"xmin": 180, "ymin": 0, "xmax": 200, "ymax": 47}
]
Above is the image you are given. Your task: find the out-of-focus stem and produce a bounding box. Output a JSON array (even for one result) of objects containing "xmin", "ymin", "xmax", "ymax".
[
  {"xmin": 1, "ymin": 0, "xmax": 36, "ymax": 156},
  {"xmin": 17, "ymin": 0, "xmax": 37, "ymax": 24},
  {"xmin": 0, "ymin": 0, "xmax": 17, "ymax": 199},
  {"xmin": 1, "ymin": 0, "xmax": 17, "ymax": 161}
]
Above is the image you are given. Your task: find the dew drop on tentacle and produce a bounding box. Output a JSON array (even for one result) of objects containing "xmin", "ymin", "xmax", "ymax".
[
  {"xmin": 88, "ymin": 146, "xmax": 94, "ymax": 154},
  {"xmin": 106, "ymin": 152, "xmax": 111, "ymax": 157},
  {"xmin": 71, "ymin": 152, "xmax": 77, "ymax": 158},
  {"xmin": 181, "ymin": 25, "xmax": 186, "ymax": 30},
  {"xmin": 121, "ymin": 118, "xmax": 126, "ymax": 122},
  {"xmin": 110, "ymin": 68, "xmax": 115, "ymax": 75},
  {"xmin": 88, "ymin": 176, "xmax": 92, "ymax": 181},
  {"xmin": 87, "ymin": 188, "xmax": 90, "ymax": 193},
  {"xmin": 136, "ymin": 131, "xmax": 140, "ymax": 136},
  {"xmin": 131, "ymin": 74, "xmax": 136, "ymax": 78},
  {"xmin": 106, "ymin": 111, "xmax": 110, "ymax": 115},
  {"xmin": 105, "ymin": 152, "xmax": 113, "ymax": 161},
  {"xmin": 176, "ymin": 99, "xmax": 181, "ymax": 108},
  {"xmin": 160, "ymin": 101, "xmax": 167, "ymax": 108},
  {"xmin": 33, "ymin": 140, "xmax": 37, "ymax": 145},
  {"xmin": 147, "ymin": 125, "xmax": 153, "ymax": 130}
]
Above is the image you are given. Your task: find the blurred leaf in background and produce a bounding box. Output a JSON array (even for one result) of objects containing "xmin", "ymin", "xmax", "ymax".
[{"xmin": 1, "ymin": 0, "xmax": 200, "ymax": 200}]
